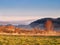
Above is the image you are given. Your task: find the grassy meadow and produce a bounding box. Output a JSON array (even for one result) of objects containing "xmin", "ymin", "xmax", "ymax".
[{"xmin": 0, "ymin": 35, "xmax": 60, "ymax": 45}]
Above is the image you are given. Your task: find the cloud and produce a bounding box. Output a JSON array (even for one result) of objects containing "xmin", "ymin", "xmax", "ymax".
[
  {"xmin": 0, "ymin": 16, "xmax": 40, "ymax": 21},
  {"xmin": 0, "ymin": 9, "xmax": 60, "ymax": 21}
]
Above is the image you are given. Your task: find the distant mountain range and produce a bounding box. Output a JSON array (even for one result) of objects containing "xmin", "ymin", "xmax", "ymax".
[
  {"xmin": 0, "ymin": 19, "xmax": 35, "ymax": 29},
  {"xmin": 0, "ymin": 18, "xmax": 60, "ymax": 30},
  {"xmin": 30, "ymin": 18, "xmax": 60, "ymax": 30}
]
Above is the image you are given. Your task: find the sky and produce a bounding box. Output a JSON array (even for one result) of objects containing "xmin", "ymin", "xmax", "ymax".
[{"xmin": 0, "ymin": 0, "xmax": 60, "ymax": 21}]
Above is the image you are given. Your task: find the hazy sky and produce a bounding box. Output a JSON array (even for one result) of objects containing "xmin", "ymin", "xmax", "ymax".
[{"xmin": 0, "ymin": 0, "xmax": 60, "ymax": 21}]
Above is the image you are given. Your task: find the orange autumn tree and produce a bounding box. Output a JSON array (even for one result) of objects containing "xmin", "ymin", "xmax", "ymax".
[{"xmin": 45, "ymin": 19, "xmax": 53, "ymax": 31}]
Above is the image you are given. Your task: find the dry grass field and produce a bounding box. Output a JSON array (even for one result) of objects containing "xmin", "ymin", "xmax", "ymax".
[{"xmin": 0, "ymin": 35, "xmax": 60, "ymax": 45}]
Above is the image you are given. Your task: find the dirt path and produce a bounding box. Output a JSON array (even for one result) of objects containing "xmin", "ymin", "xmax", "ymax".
[{"xmin": 0, "ymin": 33, "xmax": 60, "ymax": 36}]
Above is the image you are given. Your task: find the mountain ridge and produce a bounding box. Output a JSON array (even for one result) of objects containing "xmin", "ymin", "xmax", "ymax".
[{"xmin": 29, "ymin": 18, "xmax": 60, "ymax": 30}]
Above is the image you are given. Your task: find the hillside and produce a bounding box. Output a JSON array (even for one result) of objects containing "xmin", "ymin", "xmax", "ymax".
[{"xmin": 30, "ymin": 18, "xmax": 60, "ymax": 30}]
